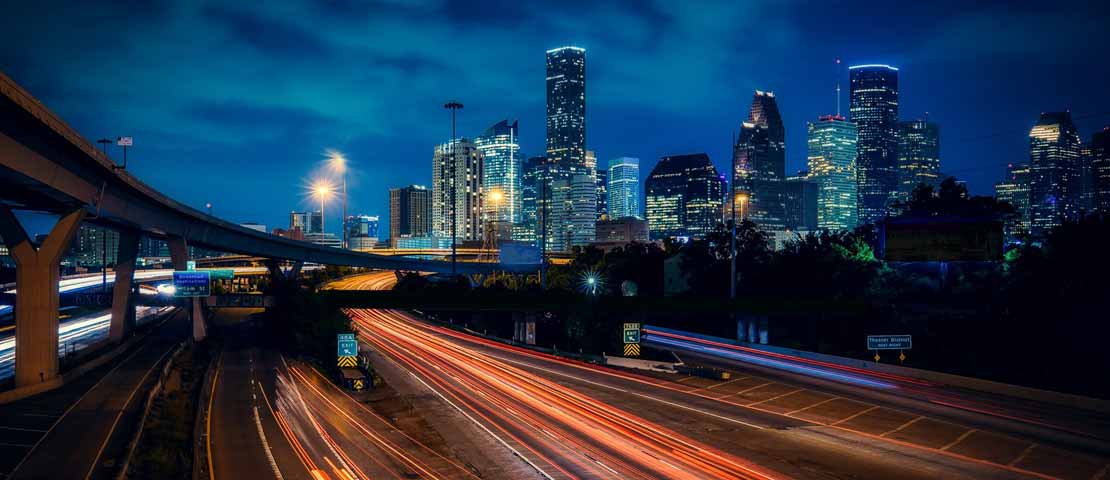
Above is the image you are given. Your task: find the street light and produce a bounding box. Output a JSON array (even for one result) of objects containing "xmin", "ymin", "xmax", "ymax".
[
  {"xmin": 327, "ymin": 150, "xmax": 348, "ymax": 248},
  {"xmin": 729, "ymin": 191, "xmax": 749, "ymax": 300},
  {"xmin": 444, "ymin": 101, "xmax": 464, "ymax": 276},
  {"xmin": 312, "ymin": 181, "xmax": 334, "ymax": 234}
]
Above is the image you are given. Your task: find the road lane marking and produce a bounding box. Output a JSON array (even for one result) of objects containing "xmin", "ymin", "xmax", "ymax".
[
  {"xmin": 785, "ymin": 396, "xmax": 840, "ymax": 416},
  {"xmin": 0, "ymin": 426, "xmax": 48, "ymax": 433},
  {"xmin": 254, "ymin": 405, "xmax": 285, "ymax": 480},
  {"xmin": 703, "ymin": 377, "xmax": 748, "ymax": 390},
  {"xmin": 1008, "ymin": 443, "xmax": 1037, "ymax": 466},
  {"xmin": 748, "ymin": 388, "xmax": 804, "ymax": 406},
  {"xmin": 880, "ymin": 415, "xmax": 924, "ymax": 437},
  {"xmin": 0, "ymin": 442, "xmax": 35, "ymax": 448},
  {"xmin": 829, "ymin": 405, "xmax": 879, "ymax": 426},
  {"xmin": 718, "ymin": 382, "xmax": 772, "ymax": 399},
  {"xmin": 940, "ymin": 429, "xmax": 976, "ymax": 451}
]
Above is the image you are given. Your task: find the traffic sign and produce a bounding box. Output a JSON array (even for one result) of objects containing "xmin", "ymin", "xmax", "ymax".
[
  {"xmin": 867, "ymin": 335, "xmax": 912, "ymax": 350},
  {"xmin": 337, "ymin": 333, "xmax": 357, "ymax": 357},
  {"xmin": 172, "ymin": 271, "xmax": 210, "ymax": 297},
  {"xmin": 207, "ymin": 269, "xmax": 234, "ymax": 280},
  {"xmin": 116, "ymin": 136, "xmax": 133, "ymax": 147},
  {"xmin": 353, "ymin": 378, "xmax": 364, "ymax": 390},
  {"xmin": 337, "ymin": 356, "xmax": 358, "ymax": 367},
  {"xmin": 623, "ymin": 323, "xmax": 641, "ymax": 344},
  {"xmin": 623, "ymin": 343, "xmax": 641, "ymax": 356},
  {"xmin": 186, "ymin": 260, "xmax": 196, "ymax": 271}
]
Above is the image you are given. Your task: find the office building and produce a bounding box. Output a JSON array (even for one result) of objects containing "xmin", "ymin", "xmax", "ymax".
[
  {"xmin": 807, "ymin": 115, "xmax": 859, "ymax": 230},
  {"xmin": 1029, "ymin": 112, "xmax": 1083, "ymax": 236},
  {"xmin": 596, "ymin": 168, "xmax": 608, "ymax": 220},
  {"xmin": 897, "ymin": 119, "xmax": 941, "ymax": 201},
  {"xmin": 432, "ymin": 138, "xmax": 484, "ymax": 242},
  {"xmin": 1092, "ymin": 127, "xmax": 1110, "ymax": 214},
  {"xmin": 607, "ymin": 157, "xmax": 641, "ymax": 220},
  {"xmin": 546, "ymin": 46, "xmax": 587, "ymax": 173},
  {"xmin": 70, "ymin": 224, "xmax": 119, "ymax": 267},
  {"xmin": 290, "ymin": 211, "xmax": 322, "ymax": 235},
  {"xmin": 995, "ymin": 163, "xmax": 1031, "ymax": 241},
  {"xmin": 645, "ymin": 153, "xmax": 725, "ymax": 239},
  {"xmin": 849, "ymin": 64, "xmax": 900, "ymax": 224},
  {"xmin": 518, "ymin": 157, "xmax": 545, "ymax": 244},
  {"xmin": 345, "ymin": 214, "xmax": 379, "ymax": 250},
  {"xmin": 389, "ymin": 185, "xmax": 431, "ymax": 247},
  {"xmin": 475, "ymin": 119, "xmax": 522, "ymax": 224},
  {"xmin": 784, "ymin": 171, "xmax": 819, "ymax": 231},
  {"xmin": 305, "ymin": 232, "xmax": 342, "ymax": 249},
  {"xmin": 594, "ymin": 217, "xmax": 649, "ymax": 248},
  {"xmin": 733, "ymin": 91, "xmax": 786, "ymax": 229}
]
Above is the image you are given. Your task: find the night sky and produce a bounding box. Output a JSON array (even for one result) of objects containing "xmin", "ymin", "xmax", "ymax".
[{"xmin": 2, "ymin": 0, "xmax": 1108, "ymax": 238}]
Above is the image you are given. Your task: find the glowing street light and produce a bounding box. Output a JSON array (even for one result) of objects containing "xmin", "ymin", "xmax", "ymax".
[
  {"xmin": 326, "ymin": 150, "xmax": 349, "ymax": 247},
  {"xmin": 312, "ymin": 181, "xmax": 334, "ymax": 233},
  {"xmin": 730, "ymin": 191, "xmax": 749, "ymax": 300}
]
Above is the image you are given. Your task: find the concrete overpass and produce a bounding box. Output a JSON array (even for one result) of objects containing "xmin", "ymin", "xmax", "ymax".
[{"xmin": 0, "ymin": 71, "xmax": 539, "ymax": 388}]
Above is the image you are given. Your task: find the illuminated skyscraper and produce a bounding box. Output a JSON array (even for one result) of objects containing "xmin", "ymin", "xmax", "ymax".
[
  {"xmin": 849, "ymin": 64, "xmax": 899, "ymax": 224},
  {"xmin": 475, "ymin": 119, "xmax": 521, "ymax": 224},
  {"xmin": 518, "ymin": 157, "xmax": 545, "ymax": 243},
  {"xmin": 432, "ymin": 138, "xmax": 484, "ymax": 242},
  {"xmin": 1092, "ymin": 127, "xmax": 1110, "ymax": 214},
  {"xmin": 1028, "ymin": 112, "xmax": 1082, "ymax": 236},
  {"xmin": 595, "ymin": 168, "xmax": 608, "ymax": 220},
  {"xmin": 645, "ymin": 154, "xmax": 724, "ymax": 239},
  {"xmin": 995, "ymin": 163, "xmax": 1031, "ymax": 240},
  {"xmin": 783, "ymin": 171, "xmax": 818, "ymax": 231},
  {"xmin": 732, "ymin": 91, "xmax": 786, "ymax": 229},
  {"xmin": 807, "ymin": 115, "xmax": 858, "ymax": 230},
  {"xmin": 389, "ymin": 185, "xmax": 431, "ymax": 246},
  {"xmin": 607, "ymin": 157, "xmax": 641, "ymax": 219},
  {"xmin": 546, "ymin": 46, "xmax": 586, "ymax": 172},
  {"xmin": 897, "ymin": 119, "xmax": 940, "ymax": 201}
]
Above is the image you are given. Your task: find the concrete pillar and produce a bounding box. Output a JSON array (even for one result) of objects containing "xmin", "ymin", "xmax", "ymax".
[
  {"xmin": 0, "ymin": 207, "xmax": 86, "ymax": 387},
  {"xmin": 108, "ymin": 229, "xmax": 140, "ymax": 342},
  {"xmin": 166, "ymin": 236, "xmax": 206, "ymax": 342}
]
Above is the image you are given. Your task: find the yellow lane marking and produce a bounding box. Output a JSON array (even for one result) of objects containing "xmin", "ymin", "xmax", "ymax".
[
  {"xmin": 747, "ymin": 388, "xmax": 804, "ymax": 406},
  {"xmin": 880, "ymin": 415, "xmax": 925, "ymax": 437},
  {"xmin": 830, "ymin": 405, "xmax": 879, "ymax": 426},
  {"xmin": 718, "ymin": 382, "xmax": 772, "ymax": 399},
  {"xmin": 207, "ymin": 351, "xmax": 224, "ymax": 480},
  {"xmin": 1008, "ymin": 443, "xmax": 1037, "ymax": 466},
  {"xmin": 785, "ymin": 396, "xmax": 841, "ymax": 416},
  {"xmin": 941, "ymin": 429, "xmax": 977, "ymax": 451}
]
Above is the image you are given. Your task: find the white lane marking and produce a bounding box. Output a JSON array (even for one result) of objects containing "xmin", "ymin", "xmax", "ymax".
[
  {"xmin": 487, "ymin": 352, "xmax": 767, "ymax": 430},
  {"xmin": 0, "ymin": 426, "xmax": 49, "ymax": 433},
  {"xmin": 940, "ymin": 429, "xmax": 976, "ymax": 451},
  {"xmin": 254, "ymin": 405, "xmax": 285, "ymax": 480}
]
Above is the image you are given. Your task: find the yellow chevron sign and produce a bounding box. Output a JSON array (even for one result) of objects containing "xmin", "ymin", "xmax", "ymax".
[
  {"xmin": 353, "ymin": 379, "xmax": 364, "ymax": 391},
  {"xmin": 623, "ymin": 343, "xmax": 640, "ymax": 357},
  {"xmin": 337, "ymin": 355, "xmax": 358, "ymax": 367}
]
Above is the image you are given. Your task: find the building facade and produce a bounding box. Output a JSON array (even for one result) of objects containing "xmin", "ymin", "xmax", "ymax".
[
  {"xmin": 607, "ymin": 157, "xmax": 641, "ymax": 220},
  {"xmin": 475, "ymin": 119, "xmax": 522, "ymax": 225},
  {"xmin": 432, "ymin": 139, "xmax": 484, "ymax": 242},
  {"xmin": 784, "ymin": 171, "xmax": 819, "ymax": 231},
  {"xmin": 645, "ymin": 153, "xmax": 725, "ymax": 239},
  {"xmin": 995, "ymin": 162, "xmax": 1031, "ymax": 241},
  {"xmin": 807, "ymin": 115, "xmax": 858, "ymax": 230},
  {"xmin": 1029, "ymin": 112, "xmax": 1083, "ymax": 236},
  {"xmin": 1092, "ymin": 127, "xmax": 1110, "ymax": 214},
  {"xmin": 546, "ymin": 46, "xmax": 587, "ymax": 173},
  {"xmin": 897, "ymin": 119, "xmax": 941, "ymax": 201},
  {"xmin": 389, "ymin": 185, "xmax": 431, "ymax": 247},
  {"xmin": 595, "ymin": 168, "xmax": 608, "ymax": 220},
  {"xmin": 732, "ymin": 91, "xmax": 786, "ymax": 229},
  {"xmin": 289, "ymin": 211, "xmax": 322, "ymax": 235},
  {"xmin": 595, "ymin": 217, "xmax": 649, "ymax": 244},
  {"xmin": 345, "ymin": 214, "xmax": 379, "ymax": 250},
  {"xmin": 849, "ymin": 64, "xmax": 900, "ymax": 224}
]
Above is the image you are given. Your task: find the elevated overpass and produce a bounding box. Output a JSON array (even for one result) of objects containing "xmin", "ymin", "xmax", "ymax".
[{"xmin": 0, "ymin": 71, "xmax": 539, "ymax": 387}]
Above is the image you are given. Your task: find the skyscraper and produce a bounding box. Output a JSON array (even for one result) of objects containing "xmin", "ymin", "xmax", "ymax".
[
  {"xmin": 1029, "ymin": 112, "xmax": 1083, "ymax": 236},
  {"xmin": 607, "ymin": 157, "xmax": 641, "ymax": 220},
  {"xmin": 518, "ymin": 156, "xmax": 546, "ymax": 244},
  {"xmin": 595, "ymin": 168, "xmax": 608, "ymax": 220},
  {"xmin": 432, "ymin": 138, "xmax": 484, "ymax": 242},
  {"xmin": 475, "ymin": 119, "xmax": 522, "ymax": 225},
  {"xmin": 1092, "ymin": 127, "xmax": 1110, "ymax": 214},
  {"xmin": 807, "ymin": 115, "xmax": 859, "ymax": 230},
  {"xmin": 546, "ymin": 46, "xmax": 587, "ymax": 172},
  {"xmin": 389, "ymin": 185, "xmax": 431, "ymax": 247},
  {"xmin": 567, "ymin": 174, "xmax": 597, "ymax": 248},
  {"xmin": 645, "ymin": 153, "xmax": 725, "ymax": 239},
  {"xmin": 897, "ymin": 119, "xmax": 941, "ymax": 201},
  {"xmin": 995, "ymin": 163, "xmax": 1031, "ymax": 240},
  {"xmin": 849, "ymin": 64, "xmax": 899, "ymax": 224},
  {"xmin": 289, "ymin": 211, "xmax": 322, "ymax": 235},
  {"xmin": 783, "ymin": 171, "xmax": 818, "ymax": 231},
  {"xmin": 732, "ymin": 91, "xmax": 786, "ymax": 229}
]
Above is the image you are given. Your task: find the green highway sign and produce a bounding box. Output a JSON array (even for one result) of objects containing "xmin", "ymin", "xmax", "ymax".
[
  {"xmin": 206, "ymin": 269, "xmax": 235, "ymax": 280},
  {"xmin": 337, "ymin": 333, "xmax": 358, "ymax": 357},
  {"xmin": 623, "ymin": 322, "xmax": 641, "ymax": 344},
  {"xmin": 867, "ymin": 335, "xmax": 912, "ymax": 350},
  {"xmin": 173, "ymin": 271, "xmax": 210, "ymax": 297}
]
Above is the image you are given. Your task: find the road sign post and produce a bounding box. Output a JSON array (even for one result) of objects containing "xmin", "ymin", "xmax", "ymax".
[
  {"xmin": 622, "ymin": 322, "xmax": 641, "ymax": 357},
  {"xmin": 867, "ymin": 335, "xmax": 912, "ymax": 363},
  {"xmin": 337, "ymin": 333, "xmax": 358, "ymax": 367}
]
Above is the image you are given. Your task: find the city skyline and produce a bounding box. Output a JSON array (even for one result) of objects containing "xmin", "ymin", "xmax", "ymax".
[{"xmin": 2, "ymin": 1, "xmax": 1109, "ymax": 237}]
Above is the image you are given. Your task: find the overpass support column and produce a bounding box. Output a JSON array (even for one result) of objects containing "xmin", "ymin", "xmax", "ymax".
[
  {"xmin": 265, "ymin": 259, "xmax": 303, "ymax": 289},
  {"xmin": 167, "ymin": 237, "xmax": 207, "ymax": 342},
  {"xmin": 108, "ymin": 229, "xmax": 140, "ymax": 342},
  {"xmin": 0, "ymin": 207, "xmax": 86, "ymax": 387}
]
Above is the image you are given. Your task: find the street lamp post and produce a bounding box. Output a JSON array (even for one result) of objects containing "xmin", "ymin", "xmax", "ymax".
[
  {"xmin": 730, "ymin": 190, "xmax": 748, "ymax": 300},
  {"xmin": 444, "ymin": 101, "xmax": 464, "ymax": 276},
  {"xmin": 328, "ymin": 152, "xmax": 348, "ymax": 249},
  {"xmin": 96, "ymin": 138, "xmax": 111, "ymax": 292},
  {"xmin": 314, "ymin": 183, "xmax": 333, "ymax": 237}
]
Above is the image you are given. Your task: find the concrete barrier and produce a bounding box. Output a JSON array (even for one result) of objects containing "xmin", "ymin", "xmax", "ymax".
[
  {"xmin": 644, "ymin": 324, "xmax": 1110, "ymax": 415},
  {"xmin": 602, "ymin": 354, "xmax": 678, "ymax": 373}
]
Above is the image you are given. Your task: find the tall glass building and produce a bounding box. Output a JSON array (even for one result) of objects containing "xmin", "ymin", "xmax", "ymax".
[
  {"xmin": 645, "ymin": 153, "xmax": 724, "ymax": 239},
  {"xmin": 607, "ymin": 157, "xmax": 641, "ymax": 219},
  {"xmin": 897, "ymin": 119, "xmax": 941, "ymax": 201},
  {"xmin": 1091, "ymin": 127, "xmax": 1110, "ymax": 215},
  {"xmin": 849, "ymin": 64, "xmax": 899, "ymax": 224},
  {"xmin": 995, "ymin": 163, "xmax": 1031, "ymax": 240},
  {"xmin": 432, "ymin": 138, "xmax": 484, "ymax": 242},
  {"xmin": 475, "ymin": 119, "xmax": 522, "ymax": 225},
  {"xmin": 546, "ymin": 46, "xmax": 587, "ymax": 172},
  {"xmin": 732, "ymin": 91, "xmax": 786, "ymax": 229},
  {"xmin": 1029, "ymin": 111, "xmax": 1083, "ymax": 236},
  {"xmin": 595, "ymin": 168, "xmax": 608, "ymax": 220},
  {"xmin": 807, "ymin": 115, "xmax": 859, "ymax": 231}
]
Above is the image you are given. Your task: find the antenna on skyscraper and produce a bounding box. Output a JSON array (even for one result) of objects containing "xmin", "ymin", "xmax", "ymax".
[{"xmin": 835, "ymin": 57, "xmax": 842, "ymax": 117}]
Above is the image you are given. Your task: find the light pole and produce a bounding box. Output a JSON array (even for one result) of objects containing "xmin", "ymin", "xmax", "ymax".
[
  {"xmin": 96, "ymin": 139, "xmax": 111, "ymax": 292},
  {"xmin": 729, "ymin": 190, "xmax": 748, "ymax": 300},
  {"xmin": 444, "ymin": 101, "xmax": 464, "ymax": 276},
  {"xmin": 314, "ymin": 182, "xmax": 334, "ymax": 236},
  {"xmin": 328, "ymin": 151, "xmax": 348, "ymax": 248},
  {"xmin": 206, "ymin": 203, "xmax": 213, "ymax": 216}
]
